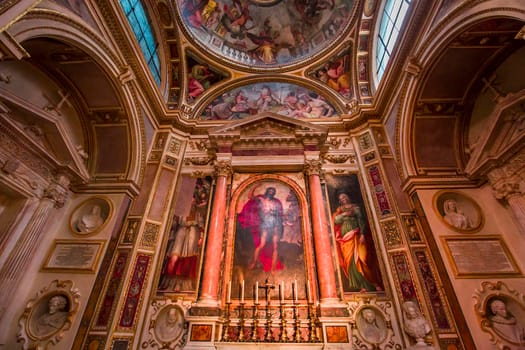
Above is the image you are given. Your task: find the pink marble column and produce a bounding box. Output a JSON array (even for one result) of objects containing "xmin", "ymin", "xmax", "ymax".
[
  {"xmin": 199, "ymin": 161, "xmax": 232, "ymax": 305},
  {"xmin": 305, "ymin": 160, "xmax": 338, "ymax": 302}
]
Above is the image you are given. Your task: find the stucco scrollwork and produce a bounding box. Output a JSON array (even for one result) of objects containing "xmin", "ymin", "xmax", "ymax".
[
  {"xmin": 184, "ymin": 156, "xmax": 214, "ymax": 166},
  {"xmin": 323, "ymin": 154, "xmax": 356, "ymax": 164},
  {"xmin": 17, "ymin": 280, "xmax": 80, "ymax": 350}
]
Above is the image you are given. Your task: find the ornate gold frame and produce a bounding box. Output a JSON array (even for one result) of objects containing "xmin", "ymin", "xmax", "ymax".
[
  {"xmin": 41, "ymin": 239, "xmax": 105, "ymax": 273},
  {"xmin": 441, "ymin": 236, "xmax": 522, "ymax": 278}
]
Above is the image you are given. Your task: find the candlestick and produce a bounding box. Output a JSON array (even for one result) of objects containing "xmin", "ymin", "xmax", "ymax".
[
  {"xmin": 241, "ymin": 279, "xmax": 245, "ymax": 303},
  {"xmin": 255, "ymin": 281, "xmax": 259, "ymax": 304},
  {"xmin": 227, "ymin": 281, "xmax": 231, "ymax": 303},
  {"xmin": 307, "ymin": 279, "xmax": 312, "ymax": 303}
]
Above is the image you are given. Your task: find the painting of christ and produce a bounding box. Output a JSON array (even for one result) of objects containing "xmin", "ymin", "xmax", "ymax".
[{"xmin": 232, "ymin": 180, "xmax": 306, "ymax": 301}]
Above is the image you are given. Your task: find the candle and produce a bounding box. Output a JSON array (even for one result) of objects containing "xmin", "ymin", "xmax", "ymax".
[
  {"xmin": 307, "ymin": 279, "xmax": 312, "ymax": 303},
  {"xmin": 241, "ymin": 280, "xmax": 245, "ymax": 303},
  {"xmin": 281, "ymin": 281, "xmax": 285, "ymax": 303},
  {"xmin": 255, "ymin": 281, "xmax": 259, "ymax": 304},
  {"xmin": 227, "ymin": 281, "xmax": 231, "ymax": 303},
  {"xmin": 294, "ymin": 279, "xmax": 298, "ymax": 302}
]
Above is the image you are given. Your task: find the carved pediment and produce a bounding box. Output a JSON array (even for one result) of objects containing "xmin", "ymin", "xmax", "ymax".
[
  {"xmin": 465, "ymin": 89, "xmax": 525, "ymax": 177},
  {"xmin": 208, "ymin": 112, "xmax": 328, "ymax": 150},
  {"xmin": 0, "ymin": 101, "xmax": 89, "ymax": 182}
]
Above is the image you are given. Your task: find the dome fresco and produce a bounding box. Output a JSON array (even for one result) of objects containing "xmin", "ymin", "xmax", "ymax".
[
  {"xmin": 199, "ymin": 82, "xmax": 338, "ymax": 120},
  {"xmin": 177, "ymin": 0, "xmax": 356, "ymax": 68}
]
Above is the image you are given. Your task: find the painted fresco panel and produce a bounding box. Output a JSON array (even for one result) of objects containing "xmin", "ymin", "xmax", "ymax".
[
  {"xmin": 177, "ymin": 0, "xmax": 356, "ymax": 67},
  {"xmin": 232, "ymin": 179, "xmax": 305, "ymax": 300},
  {"xmin": 325, "ymin": 174, "xmax": 383, "ymax": 293},
  {"xmin": 310, "ymin": 48, "xmax": 352, "ymax": 99},
  {"xmin": 158, "ymin": 177, "xmax": 212, "ymax": 294},
  {"xmin": 200, "ymin": 82, "xmax": 337, "ymax": 120},
  {"xmin": 186, "ymin": 53, "xmax": 226, "ymax": 102}
]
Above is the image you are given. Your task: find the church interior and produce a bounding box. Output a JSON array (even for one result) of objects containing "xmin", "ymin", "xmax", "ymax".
[{"xmin": 0, "ymin": 0, "xmax": 524, "ymax": 349}]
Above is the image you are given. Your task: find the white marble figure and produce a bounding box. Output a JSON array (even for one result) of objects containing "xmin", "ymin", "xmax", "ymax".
[
  {"xmin": 402, "ymin": 301, "xmax": 432, "ymax": 348},
  {"xmin": 443, "ymin": 199, "xmax": 472, "ymax": 230},
  {"xmin": 77, "ymin": 205, "xmax": 104, "ymax": 233},
  {"xmin": 33, "ymin": 295, "xmax": 69, "ymax": 337}
]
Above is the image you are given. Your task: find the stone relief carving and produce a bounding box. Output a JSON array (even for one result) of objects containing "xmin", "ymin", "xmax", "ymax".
[
  {"xmin": 348, "ymin": 297, "xmax": 399, "ymax": 349},
  {"xmin": 17, "ymin": 280, "xmax": 80, "ymax": 350},
  {"xmin": 433, "ymin": 191, "xmax": 483, "ymax": 233},
  {"xmin": 70, "ymin": 197, "xmax": 112, "ymax": 235},
  {"xmin": 142, "ymin": 299, "xmax": 190, "ymax": 350},
  {"xmin": 474, "ymin": 281, "xmax": 525, "ymax": 349}
]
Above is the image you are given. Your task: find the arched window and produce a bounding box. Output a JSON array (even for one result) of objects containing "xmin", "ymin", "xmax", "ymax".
[
  {"xmin": 120, "ymin": 0, "xmax": 161, "ymax": 85},
  {"xmin": 376, "ymin": 0, "xmax": 411, "ymax": 82}
]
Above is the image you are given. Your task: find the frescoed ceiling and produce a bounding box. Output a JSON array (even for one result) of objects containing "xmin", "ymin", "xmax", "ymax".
[
  {"xmin": 176, "ymin": 0, "xmax": 356, "ymax": 68},
  {"xmin": 162, "ymin": 0, "xmax": 365, "ymax": 125}
]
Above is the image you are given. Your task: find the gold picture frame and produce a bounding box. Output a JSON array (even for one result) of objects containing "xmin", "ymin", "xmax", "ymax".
[
  {"xmin": 441, "ymin": 236, "xmax": 522, "ymax": 278},
  {"xmin": 42, "ymin": 239, "xmax": 105, "ymax": 273},
  {"xmin": 433, "ymin": 191, "xmax": 483, "ymax": 233}
]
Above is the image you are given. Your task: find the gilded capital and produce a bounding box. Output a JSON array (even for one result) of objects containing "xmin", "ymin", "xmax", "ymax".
[
  {"xmin": 304, "ymin": 159, "xmax": 323, "ymax": 176},
  {"xmin": 214, "ymin": 160, "xmax": 233, "ymax": 177}
]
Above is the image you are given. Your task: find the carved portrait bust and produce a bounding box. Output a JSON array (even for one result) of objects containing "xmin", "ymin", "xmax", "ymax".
[
  {"xmin": 402, "ymin": 301, "xmax": 431, "ymax": 345},
  {"xmin": 487, "ymin": 297, "xmax": 525, "ymax": 345},
  {"xmin": 154, "ymin": 306, "xmax": 184, "ymax": 343},
  {"xmin": 70, "ymin": 197, "xmax": 112, "ymax": 235},
  {"xmin": 434, "ymin": 191, "xmax": 482, "ymax": 232},
  {"xmin": 30, "ymin": 294, "xmax": 70, "ymax": 338}
]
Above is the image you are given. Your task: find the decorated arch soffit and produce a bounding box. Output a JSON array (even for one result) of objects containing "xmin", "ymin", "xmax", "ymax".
[{"xmin": 174, "ymin": 0, "xmax": 357, "ymax": 69}]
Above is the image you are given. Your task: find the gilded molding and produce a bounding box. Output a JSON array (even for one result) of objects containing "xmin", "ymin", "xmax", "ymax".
[
  {"xmin": 184, "ymin": 156, "xmax": 213, "ymax": 166},
  {"xmin": 141, "ymin": 223, "xmax": 160, "ymax": 249},
  {"xmin": 323, "ymin": 154, "xmax": 356, "ymax": 164}
]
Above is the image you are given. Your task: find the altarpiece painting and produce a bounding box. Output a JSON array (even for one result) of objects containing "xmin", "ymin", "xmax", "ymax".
[{"xmin": 232, "ymin": 178, "xmax": 306, "ymax": 300}]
